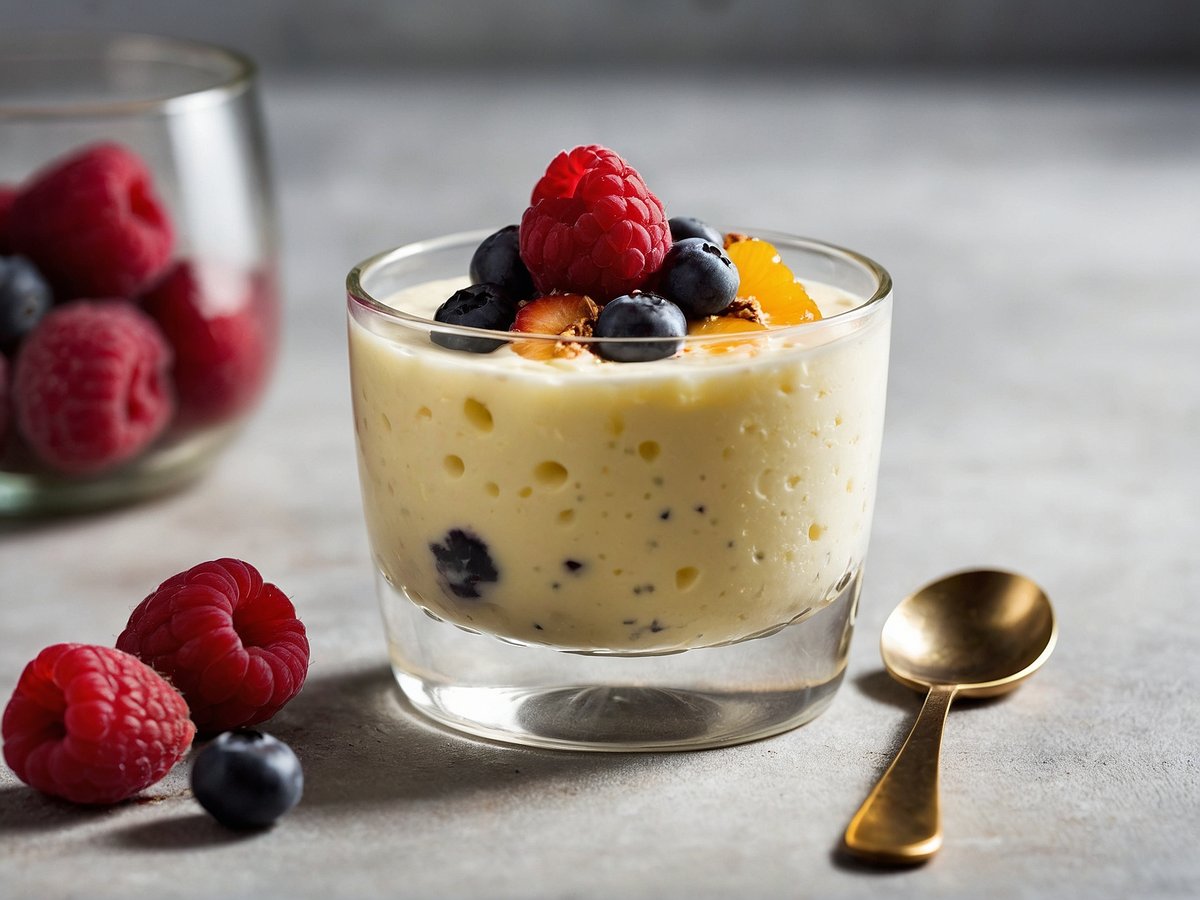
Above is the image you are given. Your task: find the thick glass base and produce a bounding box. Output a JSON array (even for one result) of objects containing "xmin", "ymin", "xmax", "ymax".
[
  {"xmin": 0, "ymin": 424, "xmax": 239, "ymax": 517},
  {"xmin": 381, "ymin": 570, "xmax": 862, "ymax": 751}
]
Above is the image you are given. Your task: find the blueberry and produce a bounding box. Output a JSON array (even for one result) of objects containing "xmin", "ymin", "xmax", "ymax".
[
  {"xmin": 0, "ymin": 255, "xmax": 52, "ymax": 350},
  {"xmin": 668, "ymin": 216, "xmax": 723, "ymax": 247},
  {"xmin": 431, "ymin": 283, "xmax": 517, "ymax": 353},
  {"xmin": 191, "ymin": 730, "xmax": 303, "ymax": 829},
  {"xmin": 657, "ymin": 238, "xmax": 739, "ymax": 318},
  {"xmin": 594, "ymin": 292, "xmax": 687, "ymax": 363},
  {"xmin": 469, "ymin": 226, "xmax": 535, "ymax": 302},
  {"xmin": 430, "ymin": 528, "xmax": 499, "ymax": 599}
]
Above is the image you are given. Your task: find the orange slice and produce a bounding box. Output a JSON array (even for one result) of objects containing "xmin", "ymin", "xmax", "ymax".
[
  {"xmin": 688, "ymin": 316, "xmax": 769, "ymax": 353},
  {"xmin": 726, "ymin": 239, "xmax": 822, "ymax": 326}
]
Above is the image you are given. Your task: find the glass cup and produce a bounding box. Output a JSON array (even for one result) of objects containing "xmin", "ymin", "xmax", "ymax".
[
  {"xmin": 0, "ymin": 33, "xmax": 278, "ymax": 515},
  {"xmin": 347, "ymin": 230, "xmax": 892, "ymax": 750}
]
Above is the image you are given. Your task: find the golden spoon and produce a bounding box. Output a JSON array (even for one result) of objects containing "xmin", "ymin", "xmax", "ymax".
[{"xmin": 842, "ymin": 569, "xmax": 1058, "ymax": 865}]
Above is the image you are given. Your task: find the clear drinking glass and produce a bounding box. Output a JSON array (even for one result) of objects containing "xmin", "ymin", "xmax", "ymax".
[
  {"xmin": 0, "ymin": 33, "xmax": 278, "ymax": 515},
  {"xmin": 347, "ymin": 230, "xmax": 892, "ymax": 750}
]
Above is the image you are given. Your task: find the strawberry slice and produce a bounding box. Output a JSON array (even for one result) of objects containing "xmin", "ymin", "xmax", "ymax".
[{"xmin": 510, "ymin": 294, "xmax": 598, "ymax": 359}]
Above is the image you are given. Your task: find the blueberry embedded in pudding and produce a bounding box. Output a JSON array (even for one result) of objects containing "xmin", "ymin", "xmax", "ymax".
[
  {"xmin": 430, "ymin": 528, "xmax": 499, "ymax": 598},
  {"xmin": 432, "ymin": 283, "xmax": 517, "ymax": 353}
]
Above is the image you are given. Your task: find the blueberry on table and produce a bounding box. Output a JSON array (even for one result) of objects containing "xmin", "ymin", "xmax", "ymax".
[
  {"xmin": 431, "ymin": 283, "xmax": 518, "ymax": 353},
  {"xmin": 657, "ymin": 238, "xmax": 739, "ymax": 318},
  {"xmin": 668, "ymin": 216, "xmax": 723, "ymax": 247},
  {"xmin": 191, "ymin": 730, "xmax": 304, "ymax": 829},
  {"xmin": 430, "ymin": 528, "xmax": 499, "ymax": 599},
  {"xmin": 594, "ymin": 292, "xmax": 687, "ymax": 363},
  {"xmin": 0, "ymin": 255, "xmax": 52, "ymax": 350},
  {"xmin": 470, "ymin": 225, "xmax": 535, "ymax": 302}
]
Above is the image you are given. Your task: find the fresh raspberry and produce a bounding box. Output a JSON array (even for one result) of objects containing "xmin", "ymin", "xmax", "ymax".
[
  {"xmin": 141, "ymin": 261, "xmax": 272, "ymax": 428},
  {"xmin": 520, "ymin": 146, "xmax": 671, "ymax": 301},
  {"xmin": 116, "ymin": 559, "xmax": 310, "ymax": 734},
  {"xmin": 13, "ymin": 301, "xmax": 174, "ymax": 475},
  {"xmin": 1, "ymin": 644, "xmax": 195, "ymax": 805},
  {"xmin": 530, "ymin": 145, "xmax": 625, "ymax": 205},
  {"xmin": 0, "ymin": 185, "xmax": 16, "ymax": 254},
  {"xmin": 10, "ymin": 143, "xmax": 173, "ymax": 299}
]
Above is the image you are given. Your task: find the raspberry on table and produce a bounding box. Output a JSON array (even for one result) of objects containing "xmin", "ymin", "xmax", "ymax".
[
  {"xmin": 9, "ymin": 143, "xmax": 174, "ymax": 299},
  {"xmin": 520, "ymin": 145, "xmax": 671, "ymax": 302},
  {"xmin": 140, "ymin": 261, "xmax": 272, "ymax": 428},
  {"xmin": 116, "ymin": 558, "xmax": 310, "ymax": 734},
  {"xmin": 13, "ymin": 300, "xmax": 174, "ymax": 475},
  {"xmin": 1, "ymin": 644, "xmax": 195, "ymax": 805}
]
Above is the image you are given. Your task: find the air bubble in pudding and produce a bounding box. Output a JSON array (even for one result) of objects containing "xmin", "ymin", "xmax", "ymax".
[
  {"xmin": 676, "ymin": 567, "xmax": 699, "ymax": 591},
  {"xmin": 638, "ymin": 441, "xmax": 660, "ymax": 462},
  {"xmin": 534, "ymin": 461, "xmax": 569, "ymax": 488},
  {"xmin": 464, "ymin": 397, "xmax": 493, "ymax": 432},
  {"xmin": 808, "ymin": 524, "xmax": 824, "ymax": 541}
]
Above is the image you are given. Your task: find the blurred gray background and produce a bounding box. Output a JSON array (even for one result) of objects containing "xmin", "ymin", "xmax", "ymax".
[
  {"xmin": 3, "ymin": 3, "xmax": 1199, "ymax": 900},
  {"xmin": 4, "ymin": 0, "xmax": 1199, "ymax": 70}
]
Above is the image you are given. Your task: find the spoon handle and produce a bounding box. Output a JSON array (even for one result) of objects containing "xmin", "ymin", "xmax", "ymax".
[{"xmin": 843, "ymin": 683, "xmax": 958, "ymax": 864}]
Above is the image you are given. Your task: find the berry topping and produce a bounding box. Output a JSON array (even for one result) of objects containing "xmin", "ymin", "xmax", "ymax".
[
  {"xmin": 0, "ymin": 255, "xmax": 53, "ymax": 351},
  {"xmin": 9, "ymin": 143, "xmax": 174, "ymax": 299},
  {"xmin": 593, "ymin": 292, "xmax": 687, "ymax": 363},
  {"xmin": 725, "ymin": 239, "xmax": 822, "ymax": 326},
  {"xmin": 191, "ymin": 729, "xmax": 303, "ymax": 829},
  {"xmin": 1, "ymin": 643, "xmax": 195, "ymax": 805},
  {"xmin": 0, "ymin": 185, "xmax": 16, "ymax": 253},
  {"xmin": 656, "ymin": 238, "xmax": 740, "ymax": 319},
  {"xmin": 520, "ymin": 145, "xmax": 671, "ymax": 301},
  {"xmin": 530, "ymin": 144, "xmax": 624, "ymax": 205},
  {"xmin": 116, "ymin": 558, "xmax": 310, "ymax": 734},
  {"xmin": 141, "ymin": 261, "xmax": 271, "ymax": 429},
  {"xmin": 432, "ymin": 283, "xmax": 518, "ymax": 354},
  {"xmin": 510, "ymin": 293, "xmax": 598, "ymax": 360},
  {"xmin": 469, "ymin": 226, "xmax": 535, "ymax": 302},
  {"xmin": 13, "ymin": 301, "xmax": 173, "ymax": 475},
  {"xmin": 430, "ymin": 528, "xmax": 498, "ymax": 599},
  {"xmin": 668, "ymin": 216, "xmax": 723, "ymax": 247}
]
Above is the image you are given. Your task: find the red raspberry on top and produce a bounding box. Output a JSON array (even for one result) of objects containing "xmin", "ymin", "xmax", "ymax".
[
  {"xmin": 0, "ymin": 185, "xmax": 16, "ymax": 254},
  {"xmin": 116, "ymin": 558, "xmax": 310, "ymax": 734},
  {"xmin": 13, "ymin": 301, "xmax": 174, "ymax": 475},
  {"xmin": 10, "ymin": 143, "xmax": 173, "ymax": 299},
  {"xmin": 520, "ymin": 145, "xmax": 671, "ymax": 302},
  {"xmin": 1, "ymin": 644, "xmax": 195, "ymax": 805},
  {"xmin": 141, "ymin": 261, "xmax": 273, "ymax": 429}
]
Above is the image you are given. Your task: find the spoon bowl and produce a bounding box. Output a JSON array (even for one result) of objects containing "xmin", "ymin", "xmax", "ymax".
[
  {"xmin": 843, "ymin": 569, "xmax": 1057, "ymax": 864},
  {"xmin": 882, "ymin": 569, "xmax": 1058, "ymax": 697}
]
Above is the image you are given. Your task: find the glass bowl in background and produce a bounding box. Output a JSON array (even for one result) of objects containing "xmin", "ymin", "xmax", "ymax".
[
  {"xmin": 0, "ymin": 33, "xmax": 278, "ymax": 515},
  {"xmin": 347, "ymin": 230, "xmax": 892, "ymax": 751}
]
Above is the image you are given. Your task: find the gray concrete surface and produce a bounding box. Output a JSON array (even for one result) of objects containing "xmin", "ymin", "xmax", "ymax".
[{"xmin": 2, "ymin": 72, "xmax": 1199, "ymax": 898}]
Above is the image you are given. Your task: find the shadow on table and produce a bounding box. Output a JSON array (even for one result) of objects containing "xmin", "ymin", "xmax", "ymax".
[
  {"xmin": 0, "ymin": 784, "xmax": 113, "ymax": 834},
  {"xmin": 268, "ymin": 663, "xmax": 664, "ymax": 809},
  {"xmin": 108, "ymin": 812, "xmax": 262, "ymax": 850}
]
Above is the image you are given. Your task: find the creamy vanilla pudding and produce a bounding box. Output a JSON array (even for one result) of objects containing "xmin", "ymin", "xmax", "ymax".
[{"xmin": 349, "ymin": 271, "xmax": 890, "ymax": 654}]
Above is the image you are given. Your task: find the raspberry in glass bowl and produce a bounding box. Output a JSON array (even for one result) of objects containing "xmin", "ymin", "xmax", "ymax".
[{"xmin": 0, "ymin": 34, "xmax": 279, "ymax": 515}]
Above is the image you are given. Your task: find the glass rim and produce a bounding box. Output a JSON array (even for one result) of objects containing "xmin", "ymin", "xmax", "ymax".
[
  {"xmin": 0, "ymin": 31, "xmax": 256, "ymax": 119},
  {"xmin": 346, "ymin": 228, "xmax": 893, "ymax": 347}
]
